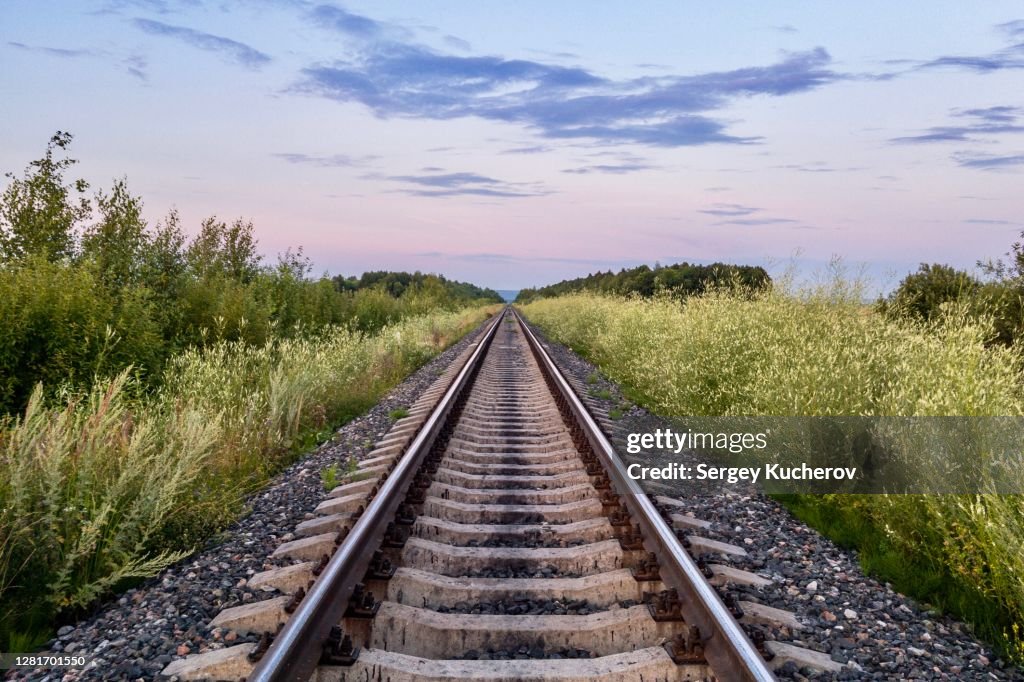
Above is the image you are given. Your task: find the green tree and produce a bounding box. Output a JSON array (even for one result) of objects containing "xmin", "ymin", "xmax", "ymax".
[
  {"xmin": 80, "ymin": 178, "xmax": 148, "ymax": 289},
  {"xmin": 186, "ymin": 217, "xmax": 261, "ymax": 282},
  {"xmin": 885, "ymin": 263, "xmax": 981, "ymax": 321},
  {"xmin": 0, "ymin": 132, "xmax": 90, "ymax": 262}
]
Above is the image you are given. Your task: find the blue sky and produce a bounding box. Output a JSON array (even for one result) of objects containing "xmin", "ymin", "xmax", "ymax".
[{"xmin": 2, "ymin": 1, "xmax": 1023, "ymax": 290}]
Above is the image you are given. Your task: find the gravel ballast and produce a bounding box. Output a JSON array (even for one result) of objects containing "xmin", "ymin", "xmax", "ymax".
[
  {"xmin": 524, "ymin": 317, "xmax": 1023, "ymax": 681},
  {"xmin": 12, "ymin": 321, "xmax": 490, "ymax": 682}
]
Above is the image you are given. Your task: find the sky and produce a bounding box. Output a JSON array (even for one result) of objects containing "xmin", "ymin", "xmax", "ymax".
[{"xmin": 1, "ymin": 1, "xmax": 1023, "ymax": 291}]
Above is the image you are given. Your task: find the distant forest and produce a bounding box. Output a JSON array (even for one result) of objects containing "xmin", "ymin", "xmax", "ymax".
[
  {"xmin": 335, "ymin": 270, "xmax": 502, "ymax": 304},
  {"xmin": 515, "ymin": 262, "xmax": 771, "ymax": 303}
]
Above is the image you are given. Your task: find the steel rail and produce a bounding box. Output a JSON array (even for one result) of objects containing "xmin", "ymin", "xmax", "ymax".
[
  {"xmin": 513, "ymin": 309, "xmax": 777, "ymax": 682},
  {"xmin": 248, "ymin": 308, "xmax": 505, "ymax": 682}
]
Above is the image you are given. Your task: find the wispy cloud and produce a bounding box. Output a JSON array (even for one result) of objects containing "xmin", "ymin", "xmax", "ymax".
[
  {"xmin": 773, "ymin": 162, "xmax": 865, "ymax": 172},
  {"xmin": 918, "ymin": 20, "xmax": 1024, "ymax": 72},
  {"xmin": 696, "ymin": 202, "xmax": 799, "ymax": 226},
  {"xmin": 444, "ymin": 35, "xmax": 471, "ymax": 51},
  {"xmin": 91, "ymin": 0, "xmax": 199, "ymax": 16},
  {"xmin": 699, "ymin": 202, "xmax": 759, "ymax": 216},
  {"xmin": 9, "ymin": 40, "xmax": 149, "ymax": 80},
  {"xmin": 525, "ymin": 48, "xmax": 581, "ymax": 61},
  {"xmin": 998, "ymin": 19, "xmax": 1024, "ymax": 39},
  {"xmin": 309, "ymin": 4, "xmax": 395, "ymax": 39},
  {"xmin": 8, "ymin": 41, "xmax": 94, "ymax": 59},
  {"xmin": 890, "ymin": 106, "xmax": 1024, "ymax": 143},
  {"xmin": 380, "ymin": 171, "xmax": 549, "ymax": 198},
  {"xmin": 293, "ymin": 9, "xmax": 844, "ymax": 148},
  {"xmin": 274, "ymin": 152, "xmax": 377, "ymax": 167},
  {"xmin": 134, "ymin": 18, "xmax": 271, "ymax": 68},
  {"xmin": 500, "ymin": 145, "xmax": 551, "ymax": 155},
  {"xmin": 561, "ymin": 163, "xmax": 655, "ymax": 174},
  {"xmin": 965, "ymin": 218, "xmax": 1018, "ymax": 225},
  {"xmin": 953, "ymin": 151, "xmax": 1024, "ymax": 170},
  {"xmin": 717, "ymin": 217, "xmax": 799, "ymax": 225},
  {"xmin": 124, "ymin": 53, "xmax": 147, "ymax": 80}
]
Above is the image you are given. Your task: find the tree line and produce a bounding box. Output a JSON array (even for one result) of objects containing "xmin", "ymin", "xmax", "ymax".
[
  {"xmin": 515, "ymin": 261, "xmax": 772, "ymax": 303},
  {"xmin": 0, "ymin": 132, "xmax": 502, "ymax": 414}
]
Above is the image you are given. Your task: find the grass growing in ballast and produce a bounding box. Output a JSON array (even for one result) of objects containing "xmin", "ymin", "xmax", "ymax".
[
  {"xmin": 0, "ymin": 305, "xmax": 497, "ymax": 651},
  {"xmin": 521, "ymin": 281, "xmax": 1024, "ymax": 662}
]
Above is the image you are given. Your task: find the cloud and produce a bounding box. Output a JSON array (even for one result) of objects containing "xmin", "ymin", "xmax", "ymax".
[
  {"xmin": 444, "ymin": 35, "xmax": 471, "ymax": 51},
  {"xmin": 961, "ymin": 105, "xmax": 1022, "ymax": 123},
  {"xmin": 699, "ymin": 203, "xmax": 759, "ymax": 216},
  {"xmin": 274, "ymin": 152, "xmax": 376, "ymax": 167},
  {"xmin": 773, "ymin": 162, "xmax": 865, "ymax": 172},
  {"xmin": 92, "ymin": 0, "xmax": 200, "ymax": 15},
  {"xmin": 390, "ymin": 171, "xmax": 501, "ymax": 187},
  {"xmin": 381, "ymin": 171, "xmax": 548, "ymax": 198},
  {"xmin": 124, "ymin": 53, "xmax": 148, "ymax": 80},
  {"xmin": 694, "ymin": 201, "xmax": 798, "ymax": 225},
  {"xmin": 561, "ymin": 163, "xmax": 655, "ymax": 174},
  {"xmin": 890, "ymin": 106, "xmax": 1024, "ymax": 144},
  {"xmin": 717, "ymin": 217, "xmax": 798, "ymax": 225},
  {"xmin": 953, "ymin": 151, "xmax": 1024, "ymax": 170},
  {"xmin": 998, "ymin": 20, "xmax": 1024, "ymax": 39},
  {"xmin": 9, "ymin": 40, "xmax": 150, "ymax": 80},
  {"xmin": 8, "ymin": 41, "xmax": 94, "ymax": 58},
  {"xmin": 309, "ymin": 4, "xmax": 393, "ymax": 39},
  {"xmin": 918, "ymin": 20, "xmax": 1024, "ymax": 72},
  {"xmin": 500, "ymin": 145, "xmax": 551, "ymax": 154},
  {"xmin": 774, "ymin": 24, "xmax": 799, "ymax": 34},
  {"xmin": 965, "ymin": 218, "xmax": 1017, "ymax": 225},
  {"xmin": 525, "ymin": 49, "xmax": 582, "ymax": 60},
  {"xmin": 134, "ymin": 18, "xmax": 271, "ymax": 67},
  {"xmin": 294, "ymin": 20, "xmax": 843, "ymax": 147}
]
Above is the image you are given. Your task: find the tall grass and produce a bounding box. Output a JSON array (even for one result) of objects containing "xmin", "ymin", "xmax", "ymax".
[
  {"xmin": 521, "ymin": 283, "xmax": 1024, "ymax": 660},
  {"xmin": 0, "ymin": 305, "xmax": 497, "ymax": 650}
]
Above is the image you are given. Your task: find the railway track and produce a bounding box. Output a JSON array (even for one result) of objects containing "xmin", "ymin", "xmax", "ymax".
[{"xmin": 163, "ymin": 309, "xmax": 834, "ymax": 681}]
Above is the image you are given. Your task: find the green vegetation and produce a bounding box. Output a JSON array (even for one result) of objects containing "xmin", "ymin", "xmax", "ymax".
[
  {"xmin": 0, "ymin": 296, "xmax": 495, "ymax": 651},
  {"xmin": 521, "ymin": 275, "xmax": 1024, "ymax": 661},
  {"xmin": 0, "ymin": 133, "xmax": 502, "ymax": 416},
  {"xmin": 881, "ymin": 253, "xmax": 1024, "ymax": 347},
  {"xmin": 388, "ymin": 407, "xmax": 410, "ymax": 421},
  {"xmin": 321, "ymin": 464, "xmax": 340, "ymax": 491},
  {"xmin": 335, "ymin": 271, "xmax": 502, "ymax": 312},
  {"xmin": 0, "ymin": 133, "xmax": 501, "ymax": 650},
  {"xmin": 515, "ymin": 261, "xmax": 770, "ymax": 303}
]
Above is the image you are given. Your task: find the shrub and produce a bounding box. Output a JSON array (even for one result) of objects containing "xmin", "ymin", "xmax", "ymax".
[{"xmin": 882, "ymin": 263, "xmax": 980, "ymax": 322}]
